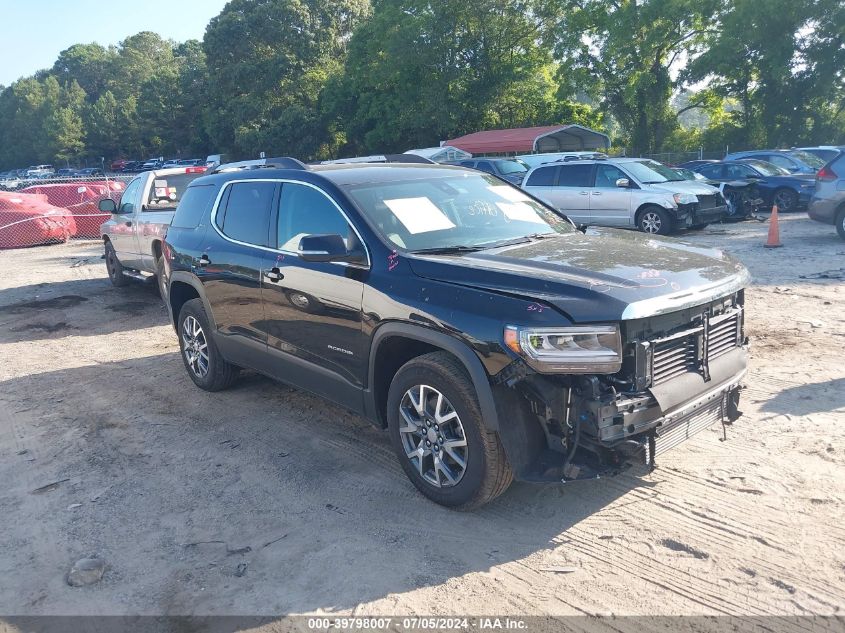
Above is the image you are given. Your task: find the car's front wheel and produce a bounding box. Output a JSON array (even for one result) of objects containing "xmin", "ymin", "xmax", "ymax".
[
  {"xmin": 836, "ymin": 207, "xmax": 845, "ymax": 240},
  {"xmin": 104, "ymin": 241, "xmax": 128, "ymax": 287},
  {"xmin": 177, "ymin": 298, "xmax": 238, "ymax": 391},
  {"xmin": 638, "ymin": 207, "xmax": 674, "ymax": 235},
  {"xmin": 387, "ymin": 352, "xmax": 513, "ymax": 510}
]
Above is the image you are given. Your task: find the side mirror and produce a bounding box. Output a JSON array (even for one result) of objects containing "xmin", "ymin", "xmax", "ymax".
[
  {"xmin": 98, "ymin": 198, "xmax": 117, "ymax": 213},
  {"xmin": 298, "ymin": 234, "xmax": 366, "ymax": 265},
  {"xmin": 615, "ymin": 178, "xmax": 631, "ymax": 188}
]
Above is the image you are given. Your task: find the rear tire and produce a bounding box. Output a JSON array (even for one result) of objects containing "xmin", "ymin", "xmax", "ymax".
[
  {"xmin": 638, "ymin": 206, "xmax": 674, "ymax": 235},
  {"xmin": 387, "ymin": 351, "xmax": 513, "ymax": 510},
  {"xmin": 836, "ymin": 208, "xmax": 845, "ymax": 240},
  {"xmin": 155, "ymin": 255, "xmax": 168, "ymax": 302},
  {"xmin": 177, "ymin": 298, "xmax": 238, "ymax": 391},
  {"xmin": 772, "ymin": 188, "xmax": 798, "ymax": 212},
  {"xmin": 104, "ymin": 241, "xmax": 128, "ymax": 287}
]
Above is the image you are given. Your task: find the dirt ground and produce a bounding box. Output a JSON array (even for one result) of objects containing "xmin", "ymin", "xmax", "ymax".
[{"xmin": 0, "ymin": 213, "xmax": 843, "ymax": 621}]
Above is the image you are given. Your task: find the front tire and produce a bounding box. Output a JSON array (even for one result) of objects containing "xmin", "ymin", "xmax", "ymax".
[
  {"xmin": 177, "ymin": 298, "xmax": 238, "ymax": 391},
  {"xmin": 638, "ymin": 207, "xmax": 674, "ymax": 235},
  {"xmin": 104, "ymin": 241, "xmax": 128, "ymax": 287},
  {"xmin": 387, "ymin": 352, "xmax": 513, "ymax": 510},
  {"xmin": 836, "ymin": 208, "xmax": 845, "ymax": 240}
]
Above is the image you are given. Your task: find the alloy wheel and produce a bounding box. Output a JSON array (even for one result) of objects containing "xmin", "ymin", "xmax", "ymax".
[
  {"xmin": 398, "ymin": 385, "xmax": 468, "ymax": 488},
  {"xmin": 773, "ymin": 190, "xmax": 795, "ymax": 211},
  {"xmin": 641, "ymin": 211, "xmax": 662, "ymax": 233},
  {"xmin": 181, "ymin": 315, "xmax": 209, "ymax": 378}
]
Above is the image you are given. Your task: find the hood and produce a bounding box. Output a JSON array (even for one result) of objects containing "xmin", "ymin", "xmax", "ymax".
[
  {"xmin": 408, "ymin": 228, "xmax": 749, "ymax": 322},
  {"xmin": 647, "ymin": 180, "xmax": 720, "ymax": 196}
]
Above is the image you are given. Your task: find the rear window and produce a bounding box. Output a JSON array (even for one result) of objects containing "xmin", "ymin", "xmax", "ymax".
[
  {"xmin": 526, "ymin": 166, "xmax": 557, "ymax": 186},
  {"xmin": 557, "ymin": 164, "xmax": 594, "ymax": 187},
  {"xmin": 215, "ymin": 181, "xmax": 276, "ymax": 246},
  {"xmin": 171, "ymin": 184, "xmax": 217, "ymax": 229},
  {"xmin": 144, "ymin": 172, "xmax": 209, "ymax": 210}
]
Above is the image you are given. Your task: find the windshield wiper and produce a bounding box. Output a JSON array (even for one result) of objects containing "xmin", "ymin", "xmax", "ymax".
[{"xmin": 410, "ymin": 245, "xmax": 486, "ymax": 255}]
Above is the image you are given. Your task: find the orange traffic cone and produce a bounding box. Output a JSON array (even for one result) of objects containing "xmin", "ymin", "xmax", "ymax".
[{"xmin": 764, "ymin": 204, "xmax": 783, "ymax": 248}]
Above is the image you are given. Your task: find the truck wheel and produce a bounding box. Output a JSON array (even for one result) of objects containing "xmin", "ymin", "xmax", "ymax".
[
  {"xmin": 638, "ymin": 207, "xmax": 674, "ymax": 235},
  {"xmin": 836, "ymin": 208, "xmax": 845, "ymax": 240},
  {"xmin": 773, "ymin": 188, "xmax": 798, "ymax": 212},
  {"xmin": 104, "ymin": 241, "xmax": 128, "ymax": 287},
  {"xmin": 155, "ymin": 255, "xmax": 168, "ymax": 302},
  {"xmin": 386, "ymin": 351, "xmax": 513, "ymax": 510},
  {"xmin": 177, "ymin": 298, "xmax": 238, "ymax": 391}
]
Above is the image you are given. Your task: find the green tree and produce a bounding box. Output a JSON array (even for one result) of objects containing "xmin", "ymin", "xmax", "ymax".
[
  {"xmin": 44, "ymin": 106, "xmax": 86, "ymax": 164},
  {"xmin": 550, "ymin": 0, "xmax": 718, "ymax": 154},
  {"xmin": 202, "ymin": 0, "xmax": 371, "ymax": 159},
  {"xmin": 324, "ymin": 0, "xmax": 599, "ymax": 155}
]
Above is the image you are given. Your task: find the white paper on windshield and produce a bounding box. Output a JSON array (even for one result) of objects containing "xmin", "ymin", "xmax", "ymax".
[
  {"xmin": 384, "ymin": 197, "xmax": 456, "ymax": 234},
  {"xmin": 489, "ymin": 185, "xmax": 532, "ymax": 203},
  {"xmin": 496, "ymin": 202, "xmax": 546, "ymax": 224}
]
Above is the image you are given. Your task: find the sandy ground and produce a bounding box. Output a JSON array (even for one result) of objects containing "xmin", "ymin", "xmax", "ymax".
[{"xmin": 0, "ymin": 214, "xmax": 843, "ymax": 622}]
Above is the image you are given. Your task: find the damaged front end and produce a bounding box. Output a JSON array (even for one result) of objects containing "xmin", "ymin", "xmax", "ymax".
[{"xmin": 495, "ymin": 290, "xmax": 748, "ymax": 483}]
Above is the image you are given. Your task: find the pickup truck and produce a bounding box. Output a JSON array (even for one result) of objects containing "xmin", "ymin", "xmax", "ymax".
[{"xmin": 99, "ymin": 166, "xmax": 207, "ymax": 298}]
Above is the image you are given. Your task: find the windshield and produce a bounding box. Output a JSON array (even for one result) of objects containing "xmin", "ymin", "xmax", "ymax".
[
  {"xmin": 624, "ymin": 160, "xmax": 685, "ymax": 183},
  {"xmin": 741, "ymin": 159, "xmax": 790, "ymax": 176},
  {"xmin": 344, "ymin": 172, "xmax": 574, "ymax": 252},
  {"xmin": 789, "ymin": 150, "xmax": 825, "ymax": 168},
  {"xmin": 498, "ymin": 159, "xmax": 528, "ymax": 175}
]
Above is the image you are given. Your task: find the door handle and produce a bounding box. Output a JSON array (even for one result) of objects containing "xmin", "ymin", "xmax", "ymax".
[
  {"xmin": 579, "ymin": 191, "xmax": 589, "ymax": 196},
  {"xmin": 266, "ymin": 267, "xmax": 284, "ymax": 283},
  {"xmin": 592, "ymin": 191, "xmax": 602, "ymax": 196},
  {"xmin": 198, "ymin": 254, "xmax": 210, "ymax": 267}
]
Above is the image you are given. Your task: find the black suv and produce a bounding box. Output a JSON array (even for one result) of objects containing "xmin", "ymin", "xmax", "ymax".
[{"xmin": 163, "ymin": 161, "xmax": 749, "ymax": 509}]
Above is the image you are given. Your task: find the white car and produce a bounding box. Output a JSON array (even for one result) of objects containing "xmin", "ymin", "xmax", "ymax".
[{"xmin": 522, "ymin": 157, "xmax": 727, "ymax": 235}]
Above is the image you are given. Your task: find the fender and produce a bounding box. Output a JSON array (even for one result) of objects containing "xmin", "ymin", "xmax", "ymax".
[
  {"xmin": 167, "ymin": 271, "xmax": 217, "ymax": 331},
  {"xmin": 365, "ymin": 322, "xmax": 501, "ymax": 431}
]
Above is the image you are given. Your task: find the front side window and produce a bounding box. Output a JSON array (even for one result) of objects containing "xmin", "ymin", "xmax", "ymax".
[
  {"xmin": 216, "ymin": 181, "xmax": 276, "ymax": 246},
  {"xmin": 497, "ymin": 160, "xmax": 528, "ymax": 175},
  {"xmin": 698, "ymin": 164, "xmax": 723, "ymax": 179},
  {"xmin": 764, "ymin": 154, "xmax": 797, "ymax": 170},
  {"xmin": 725, "ymin": 164, "xmax": 754, "ymax": 179},
  {"xmin": 344, "ymin": 172, "xmax": 574, "ymax": 252},
  {"xmin": 594, "ymin": 164, "xmax": 627, "ymax": 188},
  {"xmin": 475, "ymin": 161, "xmax": 495, "ymax": 174},
  {"xmin": 277, "ymin": 182, "xmax": 351, "ymax": 252},
  {"xmin": 623, "ymin": 160, "xmax": 685, "ymax": 184},
  {"xmin": 119, "ymin": 178, "xmax": 142, "ymax": 213}
]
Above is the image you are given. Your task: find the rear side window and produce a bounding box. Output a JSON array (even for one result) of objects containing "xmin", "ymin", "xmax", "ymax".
[
  {"xmin": 765, "ymin": 154, "xmax": 796, "ymax": 170},
  {"xmin": 216, "ymin": 181, "xmax": 276, "ymax": 246},
  {"xmin": 171, "ymin": 185, "xmax": 217, "ymax": 229},
  {"xmin": 526, "ymin": 166, "xmax": 557, "ymax": 186},
  {"xmin": 698, "ymin": 164, "xmax": 723, "ymax": 179},
  {"xmin": 475, "ymin": 161, "xmax": 495, "ymax": 174},
  {"xmin": 557, "ymin": 164, "xmax": 594, "ymax": 187}
]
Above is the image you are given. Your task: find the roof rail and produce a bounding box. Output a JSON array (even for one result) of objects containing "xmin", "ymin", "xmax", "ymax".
[
  {"xmin": 213, "ymin": 156, "xmax": 308, "ymax": 173},
  {"xmin": 318, "ymin": 154, "xmax": 436, "ymax": 165}
]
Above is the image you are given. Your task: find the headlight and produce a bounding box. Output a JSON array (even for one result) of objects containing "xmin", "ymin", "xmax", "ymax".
[
  {"xmin": 504, "ymin": 325, "xmax": 623, "ymax": 374},
  {"xmin": 673, "ymin": 193, "xmax": 698, "ymax": 205}
]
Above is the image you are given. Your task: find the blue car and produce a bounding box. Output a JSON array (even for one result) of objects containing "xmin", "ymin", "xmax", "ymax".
[
  {"xmin": 723, "ymin": 149, "xmax": 825, "ymax": 175},
  {"xmin": 692, "ymin": 159, "xmax": 816, "ymax": 212}
]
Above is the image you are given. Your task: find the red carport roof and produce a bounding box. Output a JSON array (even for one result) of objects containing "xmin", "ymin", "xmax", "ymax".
[{"xmin": 446, "ymin": 125, "xmax": 609, "ymax": 154}]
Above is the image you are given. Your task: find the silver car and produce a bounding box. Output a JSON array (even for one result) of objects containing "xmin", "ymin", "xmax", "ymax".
[
  {"xmin": 808, "ymin": 150, "xmax": 845, "ymax": 239},
  {"xmin": 522, "ymin": 158, "xmax": 727, "ymax": 235}
]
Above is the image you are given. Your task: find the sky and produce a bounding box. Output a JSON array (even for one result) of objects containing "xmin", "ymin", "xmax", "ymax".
[{"xmin": 0, "ymin": 0, "xmax": 230, "ymax": 87}]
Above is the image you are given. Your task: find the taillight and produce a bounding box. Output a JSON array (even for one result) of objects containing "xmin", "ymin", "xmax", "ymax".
[{"xmin": 817, "ymin": 165, "xmax": 837, "ymax": 181}]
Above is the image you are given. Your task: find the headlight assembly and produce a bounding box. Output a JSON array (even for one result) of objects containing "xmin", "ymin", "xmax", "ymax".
[
  {"xmin": 673, "ymin": 193, "xmax": 698, "ymax": 205},
  {"xmin": 504, "ymin": 325, "xmax": 623, "ymax": 374}
]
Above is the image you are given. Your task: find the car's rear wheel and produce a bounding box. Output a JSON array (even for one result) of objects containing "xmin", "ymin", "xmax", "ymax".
[
  {"xmin": 836, "ymin": 208, "xmax": 845, "ymax": 240},
  {"xmin": 773, "ymin": 188, "xmax": 798, "ymax": 212},
  {"xmin": 155, "ymin": 254, "xmax": 168, "ymax": 302},
  {"xmin": 104, "ymin": 241, "xmax": 128, "ymax": 287},
  {"xmin": 387, "ymin": 352, "xmax": 513, "ymax": 510},
  {"xmin": 177, "ymin": 298, "xmax": 238, "ymax": 391},
  {"xmin": 638, "ymin": 207, "xmax": 674, "ymax": 235}
]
